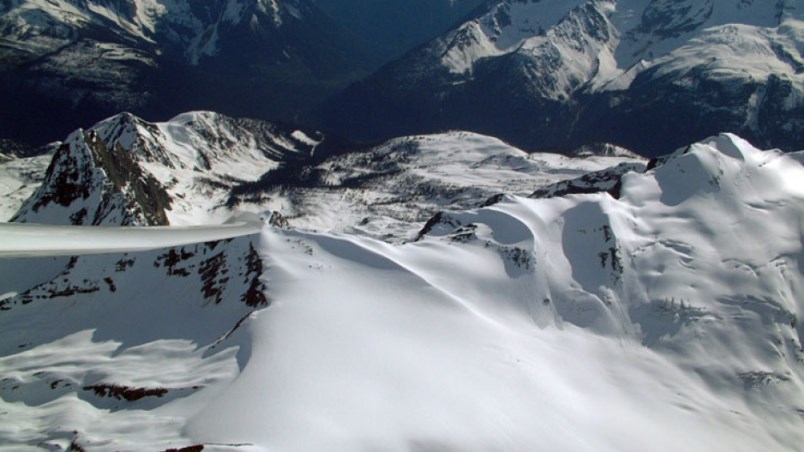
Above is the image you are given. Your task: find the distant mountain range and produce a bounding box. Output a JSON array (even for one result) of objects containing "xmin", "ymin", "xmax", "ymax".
[
  {"xmin": 324, "ymin": 0, "xmax": 803, "ymax": 156},
  {"xmin": 2, "ymin": 0, "xmax": 801, "ymax": 155},
  {"xmin": 0, "ymin": 0, "xmax": 484, "ymax": 144}
]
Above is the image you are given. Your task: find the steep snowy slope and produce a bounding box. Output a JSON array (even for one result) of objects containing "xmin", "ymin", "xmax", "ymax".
[
  {"xmin": 326, "ymin": 0, "xmax": 803, "ymax": 155},
  {"xmin": 0, "ymin": 133, "xmax": 802, "ymax": 450},
  {"xmin": 0, "ymin": 229, "xmax": 268, "ymax": 450},
  {"xmin": 11, "ymin": 111, "xmax": 334, "ymax": 226}
]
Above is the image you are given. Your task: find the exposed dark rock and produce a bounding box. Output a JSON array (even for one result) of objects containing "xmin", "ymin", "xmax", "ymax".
[
  {"xmin": 416, "ymin": 212, "xmax": 446, "ymax": 241},
  {"xmin": 163, "ymin": 446, "xmax": 204, "ymax": 452},
  {"xmin": 268, "ymin": 211, "xmax": 290, "ymax": 229},
  {"xmin": 68, "ymin": 439, "xmax": 87, "ymax": 452},
  {"xmin": 83, "ymin": 384, "xmax": 169, "ymax": 401},
  {"xmin": 103, "ymin": 277, "xmax": 117, "ymax": 292},
  {"xmin": 157, "ymin": 248, "xmax": 195, "ymax": 277},
  {"xmin": 199, "ymin": 252, "xmax": 228, "ymax": 305},
  {"xmin": 241, "ymin": 244, "xmax": 268, "ymax": 308},
  {"xmin": 82, "ymin": 130, "xmax": 171, "ymax": 225},
  {"xmin": 530, "ymin": 162, "xmax": 646, "ymax": 199}
]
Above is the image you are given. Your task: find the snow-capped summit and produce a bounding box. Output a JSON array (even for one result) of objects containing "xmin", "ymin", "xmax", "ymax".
[
  {"xmin": 10, "ymin": 111, "xmax": 335, "ymax": 226},
  {"xmin": 325, "ymin": 0, "xmax": 803, "ymax": 155},
  {"xmin": 0, "ymin": 0, "xmax": 326, "ymax": 65}
]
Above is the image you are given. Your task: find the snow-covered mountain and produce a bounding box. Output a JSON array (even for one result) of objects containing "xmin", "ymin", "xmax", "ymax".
[
  {"xmin": 0, "ymin": 0, "xmax": 373, "ymax": 143},
  {"xmin": 229, "ymin": 131, "xmax": 646, "ymax": 239},
  {"xmin": 9, "ymin": 111, "xmax": 337, "ymax": 226},
  {"xmin": 1, "ymin": 132, "xmax": 802, "ymax": 450},
  {"xmin": 325, "ymin": 0, "xmax": 803, "ymax": 155},
  {"xmin": 5, "ymin": 113, "xmax": 645, "ymax": 239}
]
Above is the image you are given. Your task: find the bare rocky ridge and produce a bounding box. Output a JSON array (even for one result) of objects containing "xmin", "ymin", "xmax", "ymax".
[{"xmin": 9, "ymin": 111, "xmax": 340, "ymax": 226}]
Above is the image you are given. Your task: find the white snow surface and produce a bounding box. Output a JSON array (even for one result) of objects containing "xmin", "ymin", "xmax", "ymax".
[
  {"xmin": 9, "ymin": 118, "xmax": 643, "ymax": 241},
  {"xmin": 246, "ymin": 131, "xmax": 645, "ymax": 240},
  {"xmin": 437, "ymin": 0, "xmax": 802, "ymax": 97},
  {"xmin": 0, "ymin": 0, "xmax": 163, "ymax": 48},
  {"xmin": 1, "ymin": 133, "xmax": 803, "ymax": 450},
  {"xmin": 0, "ymin": 0, "xmax": 292, "ymax": 65},
  {"xmin": 0, "ymin": 152, "xmax": 52, "ymax": 221},
  {"xmin": 10, "ymin": 111, "xmax": 317, "ymax": 227},
  {"xmin": 441, "ymin": 0, "xmax": 586, "ymax": 74}
]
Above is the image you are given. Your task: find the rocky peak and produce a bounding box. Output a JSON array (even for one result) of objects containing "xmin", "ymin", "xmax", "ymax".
[
  {"xmin": 12, "ymin": 127, "xmax": 171, "ymax": 226},
  {"xmin": 10, "ymin": 111, "xmax": 337, "ymax": 226}
]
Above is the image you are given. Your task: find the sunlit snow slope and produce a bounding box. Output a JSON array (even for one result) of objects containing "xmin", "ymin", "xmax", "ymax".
[
  {"xmin": 232, "ymin": 131, "xmax": 645, "ymax": 240},
  {"xmin": 0, "ymin": 134, "xmax": 802, "ymax": 450},
  {"xmin": 4, "ymin": 115, "xmax": 643, "ymax": 240}
]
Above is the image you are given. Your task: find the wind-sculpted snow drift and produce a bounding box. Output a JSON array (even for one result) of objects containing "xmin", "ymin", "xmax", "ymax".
[{"xmin": 0, "ymin": 134, "xmax": 803, "ymax": 450}]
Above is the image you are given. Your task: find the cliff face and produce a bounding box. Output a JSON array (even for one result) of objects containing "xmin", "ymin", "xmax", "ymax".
[{"xmin": 12, "ymin": 128, "xmax": 171, "ymax": 226}]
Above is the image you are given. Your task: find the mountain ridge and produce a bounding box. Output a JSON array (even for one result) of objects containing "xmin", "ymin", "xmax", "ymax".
[
  {"xmin": 0, "ymin": 0, "xmax": 374, "ymax": 144},
  {"xmin": 9, "ymin": 110, "xmax": 341, "ymax": 226},
  {"xmin": 1, "ymin": 130, "xmax": 802, "ymax": 450},
  {"xmin": 323, "ymin": 0, "xmax": 803, "ymax": 155}
]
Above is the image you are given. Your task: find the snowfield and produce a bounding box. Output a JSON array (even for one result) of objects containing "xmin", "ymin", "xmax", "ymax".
[
  {"xmin": 232, "ymin": 131, "xmax": 645, "ymax": 241},
  {"xmin": 0, "ymin": 133, "xmax": 803, "ymax": 450}
]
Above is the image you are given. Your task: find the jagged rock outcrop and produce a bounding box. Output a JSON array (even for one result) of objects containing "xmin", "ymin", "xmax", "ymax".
[{"xmin": 11, "ymin": 111, "xmax": 337, "ymax": 225}]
